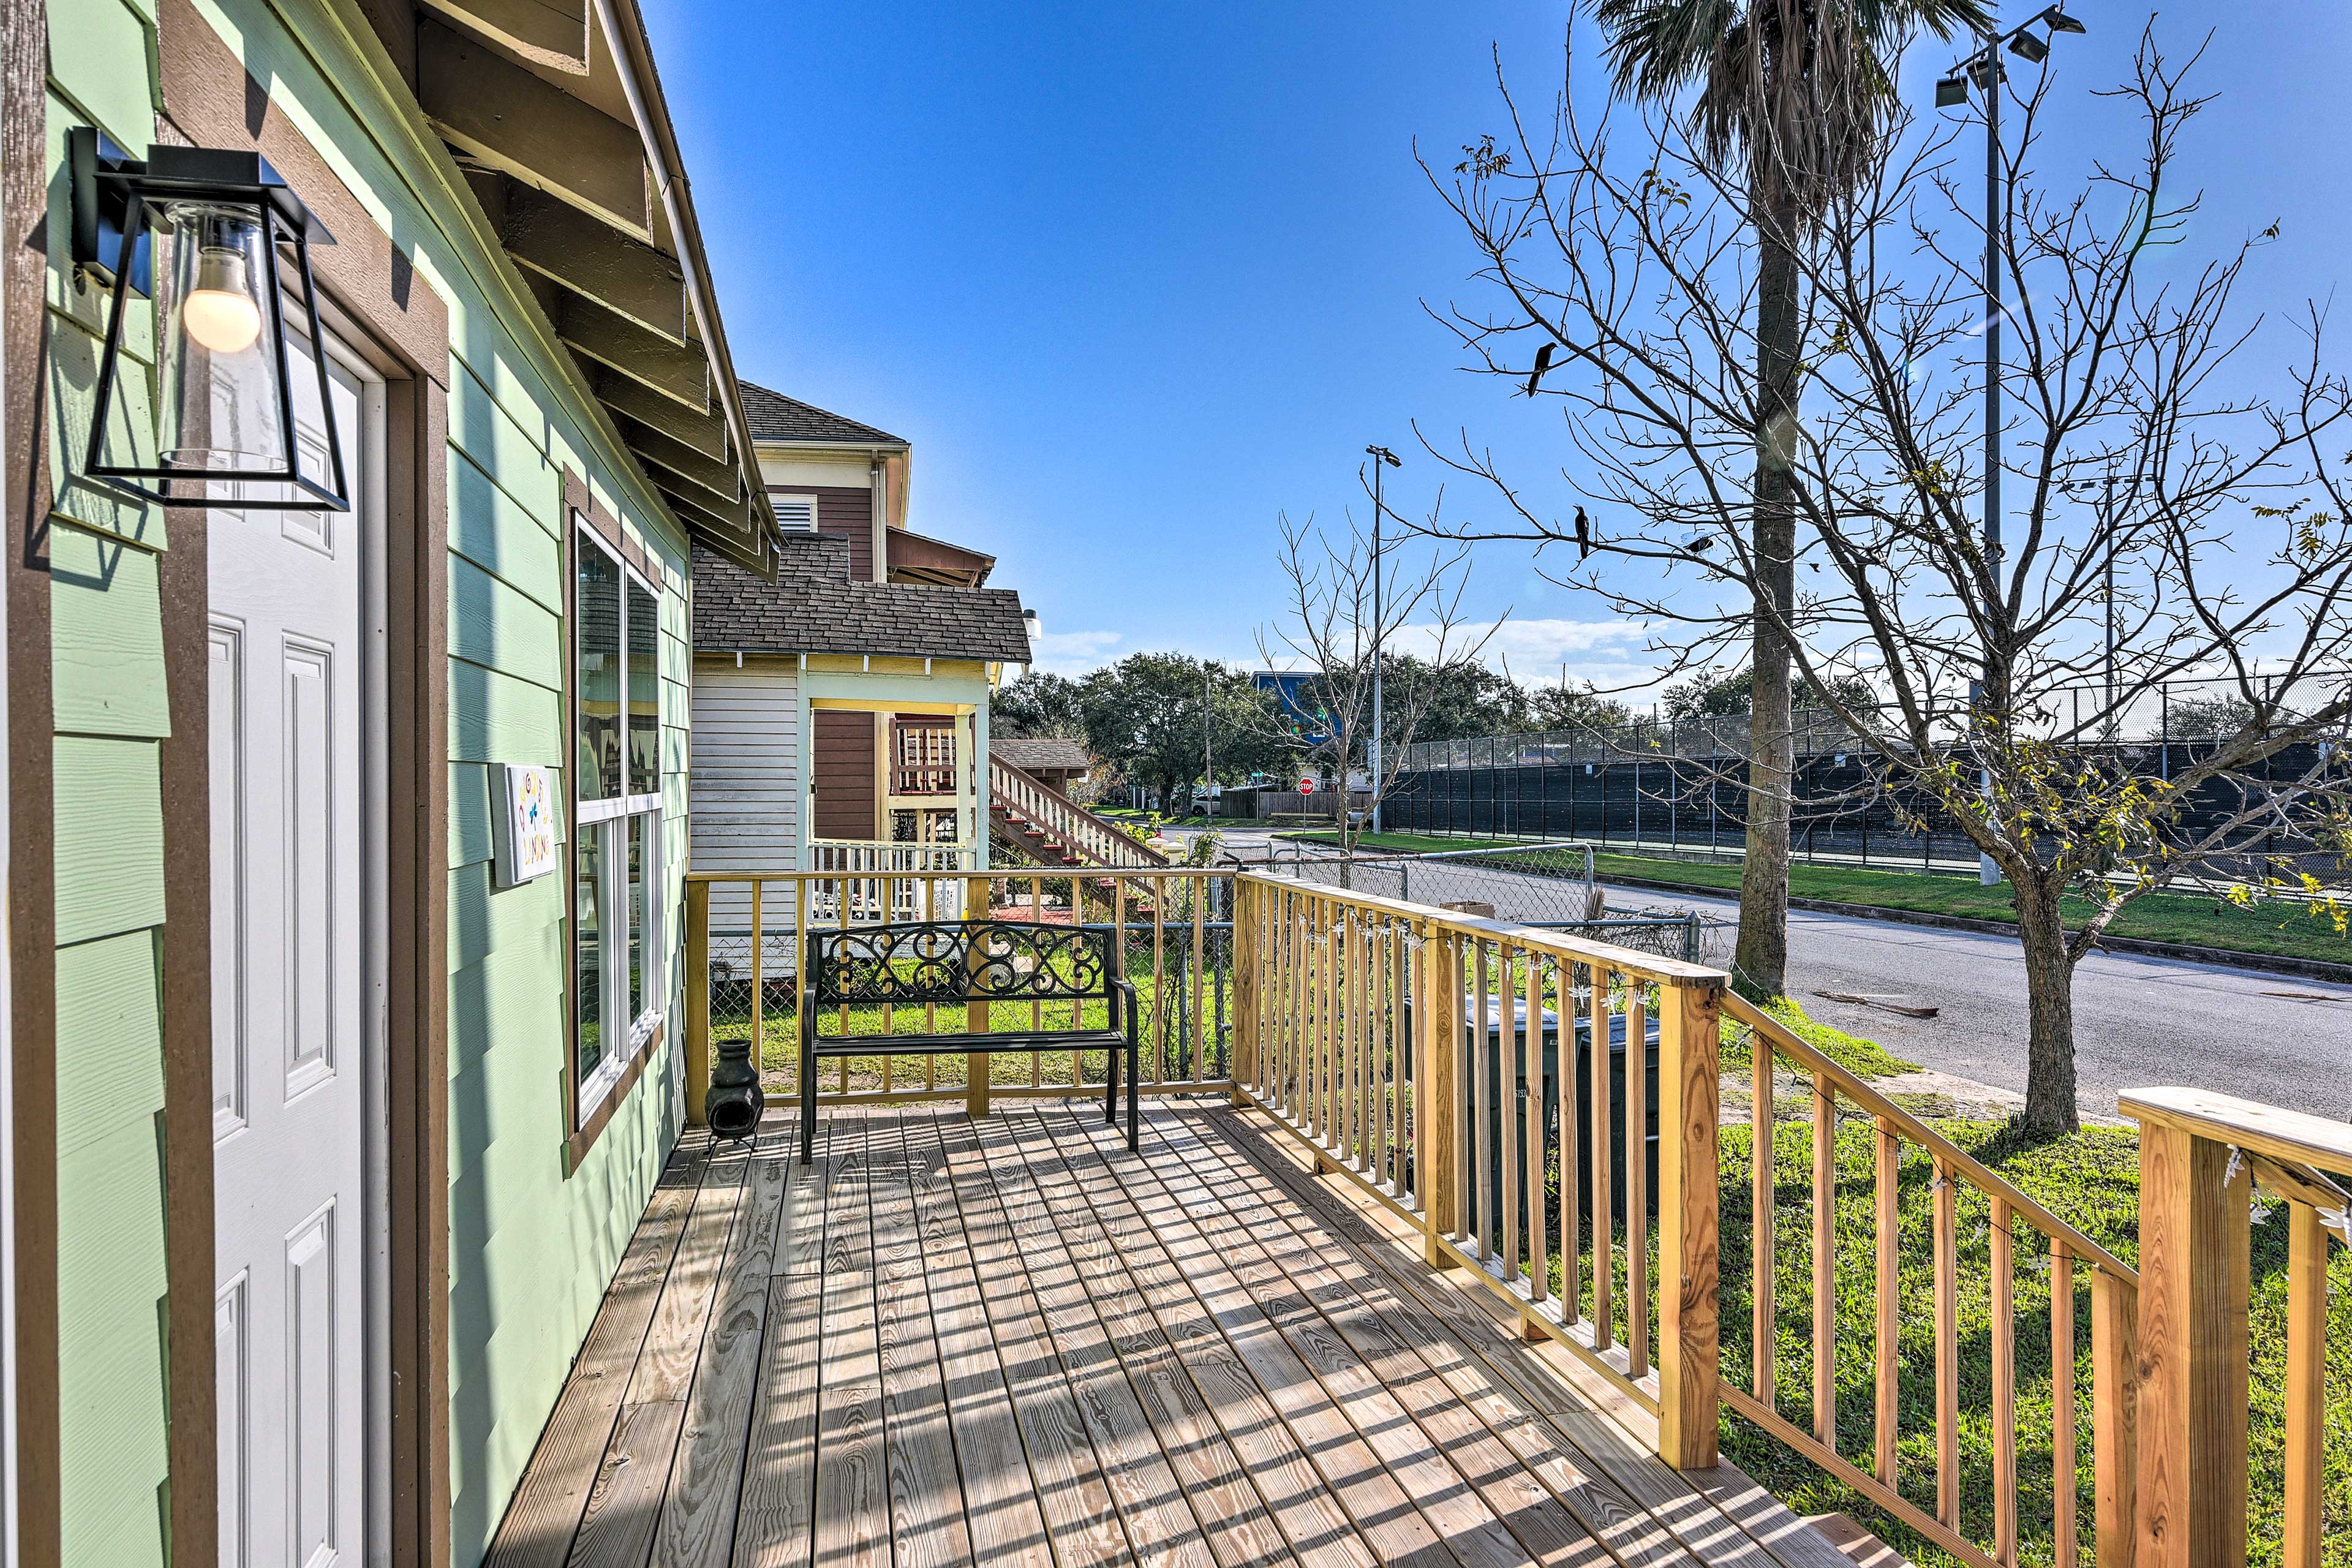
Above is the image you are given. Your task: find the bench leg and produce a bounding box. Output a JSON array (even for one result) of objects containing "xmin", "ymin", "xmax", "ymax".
[
  {"xmin": 1105, "ymin": 1039, "xmax": 1118, "ymax": 1126},
  {"xmin": 1128, "ymin": 1040, "xmax": 1140, "ymax": 1152},
  {"xmin": 800, "ymin": 1042, "xmax": 816, "ymax": 1166}
]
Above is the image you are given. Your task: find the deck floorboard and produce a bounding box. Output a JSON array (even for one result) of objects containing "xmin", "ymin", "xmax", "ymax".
[{"xmin": 486, "ymin": 1101, "xmax": 1865, "ymax": 1568}]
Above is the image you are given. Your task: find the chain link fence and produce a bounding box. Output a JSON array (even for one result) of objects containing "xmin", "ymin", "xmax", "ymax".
[{"xmin": 1271, "ymin": 843, "xmax": 1735, "ymax": 968}]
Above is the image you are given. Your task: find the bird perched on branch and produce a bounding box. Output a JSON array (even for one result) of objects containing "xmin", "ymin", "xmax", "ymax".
[
  {"xmin": 1574, "ymin": 505, "xmax": 1593, "ymax": 560},
  {"xmin": 1525, "ymin": 342, "xmax": 1556, "ymax": 398}
]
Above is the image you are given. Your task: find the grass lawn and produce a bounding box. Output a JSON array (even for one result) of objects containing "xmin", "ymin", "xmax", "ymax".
[
  {"xmin": 1581, "ymin": 852, "xmax": 2352, "ymax": 968},
  {"xmin": 1706, "ymin": 1110, "xmax": 2352, "ymax": 1567}
]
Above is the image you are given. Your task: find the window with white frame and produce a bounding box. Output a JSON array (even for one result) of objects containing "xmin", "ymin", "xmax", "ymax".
[{"xmin": 573, "ymin": 523, "xmax": 664, "ymax": 1113}]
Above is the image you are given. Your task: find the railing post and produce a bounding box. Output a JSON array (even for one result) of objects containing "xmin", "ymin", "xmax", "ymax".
[
  {"xmin": 2130, "ymin": 1114, "xmax": 2250, "ymax": 1568},
  {"xmin": 685, "ymin": 878, "xmax": 710, "ymax": 1126},
  {"xmin": 1656, "ymin": 977, "xmax": 1722, "ymax": 1471},
  {"xmin": 2092, "ymin": 1267, "xmax": 2141, "ymax": 1566},
  {"xmin": 1231, "ymin": 879, "xmax": 1256, "ymax": 1104},
  {"xmin": 1420, "ymin": 924, "xmax": 1458, "ymax": 1268},
  {"xmin": 965, "ymin": 873, "xmax": 992, "ymax": 1119}
]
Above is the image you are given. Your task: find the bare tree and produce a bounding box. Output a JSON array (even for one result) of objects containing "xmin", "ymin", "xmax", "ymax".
[
  {"xmin": 1420, "ymin": 30, "xmax": 2352, "ymax": 1132},
  {"xmin": 1256, "ymin": 510, "xmax": 1503, "ymax": 880}
]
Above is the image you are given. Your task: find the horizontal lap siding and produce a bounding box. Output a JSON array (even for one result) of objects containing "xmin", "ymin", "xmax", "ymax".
[
  {"xmin": 42, "ymin": 5, "xmax": 177, "ymax": 1555},
  {"xmin": 445, "ymin": 353, "xmax": 684, "ymax": 1568}
]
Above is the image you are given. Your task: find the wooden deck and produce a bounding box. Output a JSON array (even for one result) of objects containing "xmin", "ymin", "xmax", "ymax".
[{"xmin": 484, "ymin": 1099, "xmax": 1861, "ymax": 1568}]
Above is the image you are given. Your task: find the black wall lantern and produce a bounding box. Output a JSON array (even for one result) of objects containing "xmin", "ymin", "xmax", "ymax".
[{"xmin": 69, "ymin": 129, "xmax": 349, "ymax": 511}]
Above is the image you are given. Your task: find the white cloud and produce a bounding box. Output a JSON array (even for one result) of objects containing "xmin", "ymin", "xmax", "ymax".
[
  {"xmin": 1028, "ymin": 628, "xmax": 1122, "ymax": 676},
  {"xmin": 1390, "ymin": 616, "xmax": 1656, "ymax": 679}
]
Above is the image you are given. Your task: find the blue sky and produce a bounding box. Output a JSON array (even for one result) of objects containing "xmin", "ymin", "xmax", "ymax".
[{"xmin": 644, "ymin": 1, "xmax": 2352, "ymax": 688}]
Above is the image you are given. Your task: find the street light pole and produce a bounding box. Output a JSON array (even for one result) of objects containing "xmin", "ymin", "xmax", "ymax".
[
  {"xmin": 1366, "ymin": 443, "xmax": 1401, "ymax": 835},
  {"xmin": 1937, "ymin": 5, "xmax": 2084, "ymax": 885},
  {"xmin": 1203, "ymin": 662, "xmax": 1213, "ymax": 818}
]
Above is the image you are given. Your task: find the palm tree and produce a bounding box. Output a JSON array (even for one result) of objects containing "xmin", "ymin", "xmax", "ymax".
[{"xmin": 1593, "ymin": 0, "xmax": 1983, "ymax": 998}]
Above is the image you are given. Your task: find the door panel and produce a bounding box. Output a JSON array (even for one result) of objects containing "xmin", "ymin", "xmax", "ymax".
[{"xmin": 212, "ymin": 334, "xmax": 369, "ymax": 1568}]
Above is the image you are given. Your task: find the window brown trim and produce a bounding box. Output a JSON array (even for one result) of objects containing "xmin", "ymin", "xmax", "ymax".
[{"xmin": 560, "ymin": 473, "xmax": 668, "ymax": 1170}]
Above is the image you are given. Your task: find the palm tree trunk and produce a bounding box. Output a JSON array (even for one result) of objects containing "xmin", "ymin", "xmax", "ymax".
[
  {"xmin": 1734, "ymin": 191, "xmax": 1803, "ymax": 1001},
  {"xmin": 2014, "ymin": 873, "xmax": 2082, "ymax": 1136}
]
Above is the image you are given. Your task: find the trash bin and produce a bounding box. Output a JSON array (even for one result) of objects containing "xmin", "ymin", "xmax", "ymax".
[{"xmin": 1404, "ymin": 993, "xmax": 1660, "ymax": 1253}]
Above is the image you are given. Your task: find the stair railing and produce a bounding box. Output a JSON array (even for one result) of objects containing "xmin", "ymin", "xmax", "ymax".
[{"xmin": 988, "ymin": 750, "xmax": 1169, "ymax": 869}]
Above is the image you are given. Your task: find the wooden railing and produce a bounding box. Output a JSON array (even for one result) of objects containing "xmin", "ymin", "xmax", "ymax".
[
  {"xmin": 2118, "ymin": 1087, "xmax": 2349, "ymax": 1568},
  {"xmin": 988, "ymin": 750, "xmax": 1169, "ymax": 869},
  {"xmin": 1229, "ymin": 870, "xmax": 2151, "ymax": 1566},
  {"xmin": 1229, "ymin": 871, "xmax": 1730, "ymax": 1466},
  {"xmin": 684, "ymin": 867, "xmax": 1235, "ymax": 1121},
  {"xmin": 806, "ymin": 839, "xmax": 978, "ymax": 876},
  {"xmin": 1720, "ymin": 993, "xmax": 2141, "ymax": 1568}
]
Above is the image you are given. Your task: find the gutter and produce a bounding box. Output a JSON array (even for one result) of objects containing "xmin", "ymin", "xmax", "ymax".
[{"xmin": 592, "ymin": 0, "xmax": 776, "ymax": 563}]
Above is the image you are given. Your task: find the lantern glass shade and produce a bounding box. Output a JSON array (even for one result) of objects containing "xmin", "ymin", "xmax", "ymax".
[{"xmin": 156, "ymin": 200, "xmax": 288, "ymax": 477}]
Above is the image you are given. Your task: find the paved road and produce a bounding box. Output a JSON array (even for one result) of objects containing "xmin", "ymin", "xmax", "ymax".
[
  {"xmin": 1601, "ymin": 882, "xmax": 2352, "ymax": 1123},
  {"xmin": 1177, "ymin": 826, "xmax": 2352, "ymax": 1121}
]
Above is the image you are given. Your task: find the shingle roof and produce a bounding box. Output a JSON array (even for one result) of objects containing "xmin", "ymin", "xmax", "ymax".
[
  {"xmin": 740, "ymin": 382, "xmax": 905, "ymax": 446},
  {"xmin": 692, "ymin": 535, "xmax": 1031, "ymax": 661},
  {"xmin": 991, "ymin": 738, "xmax": 1092, "ymax": 774}
]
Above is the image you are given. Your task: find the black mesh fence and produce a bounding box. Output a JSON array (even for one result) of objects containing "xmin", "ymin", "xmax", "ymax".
[{"xmin": 1384, "ymin": 737, "xmax": 2346, "ymax": 883}]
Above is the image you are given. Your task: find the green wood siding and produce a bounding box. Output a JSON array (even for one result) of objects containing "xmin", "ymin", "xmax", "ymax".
[{"xmin": 40, "ymin": 0, "xmax": 701, "ymax": 1563}]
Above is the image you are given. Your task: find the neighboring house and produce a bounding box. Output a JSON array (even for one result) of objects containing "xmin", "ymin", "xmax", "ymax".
[
  {"xmin": 689, "ymin": 385, "xmax": 1033, "ymax": 888},
  {"xmin": 688, "ymin": 523, "xmax": 1032, "ymax": 881},
  {"xmin": 6, "ymin": 4, "xmax": 780, "ymax": 1566},
  {"xmin": 688, "ymin": 386, "xmax": 1166, "ymax": 897}
]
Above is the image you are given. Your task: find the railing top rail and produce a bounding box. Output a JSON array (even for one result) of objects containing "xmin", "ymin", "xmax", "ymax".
[
  {"xmin": 1237, "ymin": 869, "xmax": 1727, "ymax": 988},
  {"xmin": 684, "ymin": 865, "xmax": 1235, "ymax": 883},
  {"xmin": 2119, "ymin": 1085, "xmax": 2352, "ymax": 1181},
  {"xmin": 1732, "ymin": 993, "xmax": 2141, "ymax": 1283}
]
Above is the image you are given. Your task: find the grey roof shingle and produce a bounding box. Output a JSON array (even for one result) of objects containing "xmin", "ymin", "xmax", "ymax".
[
  {"xmin": 991, "ymin": 738, "xmax": 1092, "ymax": 774},
  {"xmin": 692, "ymin": 535, "xmax": 1031, "ymax": 661},
  {"xmin": 741, "ymin": 382, "xmax": 905, "ymax": 446}
]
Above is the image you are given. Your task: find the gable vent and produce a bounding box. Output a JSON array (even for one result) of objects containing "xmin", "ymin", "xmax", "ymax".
[{"xmin": 771, "ymin": 497, "xmax": 816, "ymax": 533}]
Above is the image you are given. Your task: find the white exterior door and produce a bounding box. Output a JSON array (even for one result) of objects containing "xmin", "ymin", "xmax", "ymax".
[{"xmin": 210, "ymin": 334, "xmax": 374, "ymax": 1568}]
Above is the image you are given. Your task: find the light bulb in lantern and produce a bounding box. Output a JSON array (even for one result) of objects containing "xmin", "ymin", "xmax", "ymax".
[{"xmin": 181, "ymin": 244, "xmax": 263, "ymax": 354}]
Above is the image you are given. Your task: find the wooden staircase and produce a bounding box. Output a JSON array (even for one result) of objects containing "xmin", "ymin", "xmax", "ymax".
[{"xmin": 988, "ymin": 747, "xmax": 1170, "ymax": 870}]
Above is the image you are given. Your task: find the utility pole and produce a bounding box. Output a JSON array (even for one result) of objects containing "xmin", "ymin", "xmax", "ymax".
[{"xmin": 1366, "ymin": 443, "xmax": 1402, "ymax": 835}]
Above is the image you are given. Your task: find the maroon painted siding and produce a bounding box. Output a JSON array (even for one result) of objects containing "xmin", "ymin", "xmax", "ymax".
[
  {"xmin": 764, "ymin": 484, "xmax": 878, "ymax": 581},
  {"xmin": 811, "ymin": 709, "xmax": 878, "ymax": 839}
]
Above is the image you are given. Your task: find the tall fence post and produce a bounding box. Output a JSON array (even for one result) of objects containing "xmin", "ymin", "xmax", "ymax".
[
  {"xmin": 1656, "ymin": 976, "xmax": 1722, "ymax": 1470},
  {"xmin": 1231, "ymin": 879, "xmax": 1257, "ymax": 1105},
  {"xmin": 2128, "ymin": 1110, "xmax": 2251, "ymax": 1568},
  {"xmin": 1420, "ymin": 924, "xmax": 1459, "ymax": 1268},
  {"xmin": 2090, "ymin": 1267, "xmax": 2141, "ymax": 1564},
  {"xmin": 685, "ymin": 878, "xmax": 710, "ymax": 1125}
]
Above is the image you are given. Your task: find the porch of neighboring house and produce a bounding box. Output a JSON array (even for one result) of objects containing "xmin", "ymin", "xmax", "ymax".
[{"xmin": 481, "ymin": 1099, "xmax": 1858, "ymax": 1568}]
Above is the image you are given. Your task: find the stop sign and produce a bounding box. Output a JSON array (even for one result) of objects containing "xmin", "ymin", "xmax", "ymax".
[{"xmin": 1297, "ymin": 777, "xmax": 1316, "ymax": 795}]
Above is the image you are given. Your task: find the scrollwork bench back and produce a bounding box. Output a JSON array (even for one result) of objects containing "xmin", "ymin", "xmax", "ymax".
[{"xmin": 799, "ymin": 920, "xmax": 1139, "ymax": 1163}]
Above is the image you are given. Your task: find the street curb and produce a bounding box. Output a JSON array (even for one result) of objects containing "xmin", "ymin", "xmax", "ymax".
[{"xmin": 1598, "ymin": 872, "xmax": 2352, "ymax": 987}]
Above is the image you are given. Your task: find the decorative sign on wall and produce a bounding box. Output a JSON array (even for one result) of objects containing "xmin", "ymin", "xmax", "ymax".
[{"xmin": 494, "ymin": 763, "xmax": 559, "ymax": 887}]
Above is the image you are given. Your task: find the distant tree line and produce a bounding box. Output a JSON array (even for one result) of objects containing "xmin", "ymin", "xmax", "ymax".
[{"xmin": 997, "ymin": 654, "xmax": 1891, "ymax": 804}]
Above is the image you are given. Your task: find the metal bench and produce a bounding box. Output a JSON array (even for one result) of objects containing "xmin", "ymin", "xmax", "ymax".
[{"xmin": 801, "ymin": 919, "xmax": 1139, "ymax": 1164}]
